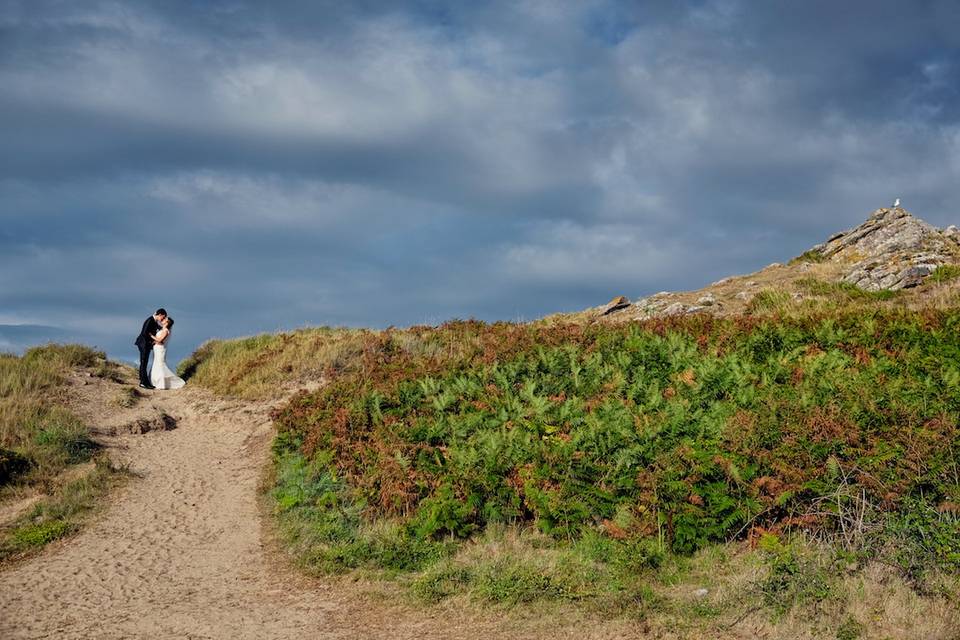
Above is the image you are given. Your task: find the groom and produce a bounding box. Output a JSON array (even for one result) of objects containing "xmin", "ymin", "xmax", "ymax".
[{"xmin": 135, "ymin": 308, "xmax": 166, "ymax": 389}]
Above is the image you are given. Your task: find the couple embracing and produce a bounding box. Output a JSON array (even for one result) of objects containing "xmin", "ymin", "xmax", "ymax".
[{"xmin": 135, "ymin": 308, "xmax": 185, "ymax": 390}]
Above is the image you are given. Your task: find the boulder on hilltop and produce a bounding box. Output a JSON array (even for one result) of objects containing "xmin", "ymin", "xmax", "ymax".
[
  {"xmin": 584, "ymin": 205, "xmax": 960, "ymax": 321},
  {"xmin": 809, "ymin": 206, "xmax": 960, "ymax": 290}
]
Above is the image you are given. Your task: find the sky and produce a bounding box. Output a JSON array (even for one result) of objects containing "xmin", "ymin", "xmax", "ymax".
[{"xmin": 2, "ymin": 0, "xmax": 960, "ymax": 366}]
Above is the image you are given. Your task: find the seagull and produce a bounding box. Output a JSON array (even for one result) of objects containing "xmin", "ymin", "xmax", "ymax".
[{"xmin": 893, "ymin": 197, "xmax": 901, "ymax": 208}]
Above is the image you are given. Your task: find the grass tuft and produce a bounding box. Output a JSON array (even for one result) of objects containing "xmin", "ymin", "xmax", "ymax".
[
  {"xmin": 789, "ymin": 249, "xmax": 827, "ymax": 265},
  {"xmin": 114, "ymin": 387, "xmax": 141, "ymax": 409},
  {"xmin": 929, "ymin": 264, "xmax": 960, "ymax": 284}
]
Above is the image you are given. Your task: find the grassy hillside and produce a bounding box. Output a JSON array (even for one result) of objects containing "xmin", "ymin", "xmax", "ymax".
[
  {"xmin": 178, "ymin": 327, "xmax": 370, "ymax": 399},
  {"xmin": 0, "ymin": 344, "xmax": 127, "ymax": 561},
  {"xmin": 187, "ymin": 311, "xmax": 960, "ymax": 634}
]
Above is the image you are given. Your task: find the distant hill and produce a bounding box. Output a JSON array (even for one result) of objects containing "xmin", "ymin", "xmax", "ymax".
[{"xmin": 562, "ymin": 206, "xmax": 960, "ymax": 323}]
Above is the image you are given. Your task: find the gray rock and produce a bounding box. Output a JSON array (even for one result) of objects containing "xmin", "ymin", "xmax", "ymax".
[
  {"xmin": 820, "ymin": 207, "xmax": 959, "ymax": 290},
  {"xmin": 696, "ymin": 293, "xmax": 717, "ymax": 306},
  {"xmin": 734, "ymin": 291, "xmax": 753, "ymax": 301},
  {"xmin": 662, "ymin": 302, "xmax": 688, "ymax": 315}
]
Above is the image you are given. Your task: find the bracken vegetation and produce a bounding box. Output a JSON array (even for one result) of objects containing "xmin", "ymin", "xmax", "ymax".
[
  {"xmin": 0, "ymin": 344, "xmax": 128, "ymax": 561},
  {"xmin": 186, "ymin": 310, "xmax": 960, "ymax": 632}
]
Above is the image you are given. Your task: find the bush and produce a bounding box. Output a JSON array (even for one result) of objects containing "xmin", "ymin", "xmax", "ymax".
[
  {"xmin": 255, "ymin": 313, "xmax": 960, "ymax": 617},
  {"xmin": 270, "ymin": 314, "xmax": 960, "ymax": 558}
]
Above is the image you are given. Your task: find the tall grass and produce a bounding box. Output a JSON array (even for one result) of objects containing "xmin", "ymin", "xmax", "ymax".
[
  {"xmin": 179, "ymin": 327, "xmax": 371, "ymax": 399},
  {"xmin": 0, "ymin": 344, "xmax": 127, "ymax": 560},
  {"xmin": 1, "ymin": 345, "xmax": 105, "ymax": 482}
]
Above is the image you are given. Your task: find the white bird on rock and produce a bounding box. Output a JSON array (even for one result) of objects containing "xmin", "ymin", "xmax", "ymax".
[{"xmin": 893, "ymin": 197, "xmax": 901, "ymax": 208}]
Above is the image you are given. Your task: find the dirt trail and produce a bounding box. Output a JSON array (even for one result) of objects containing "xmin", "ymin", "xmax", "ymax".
[{"xmin": 0, "ymin": 382, "xmax": 639, "ymax": 640}]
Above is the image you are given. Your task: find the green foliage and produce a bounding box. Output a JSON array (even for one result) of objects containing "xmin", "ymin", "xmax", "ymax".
[
  {"xmin": 747, "ymin": 289, "xmax": 792, "ymax": 313},
  {"xmin": 21, "ymin": 343, "xmax": 103, "ymax": 369},
  {"xmin": 929, "ymin": 264, "xmax": 960, "ymax": 284},
  {"xmin": 789, "ymin": 249, "xmax": 827, "ymax": 265},
  {"xmin": 404, "ymin": 527, "xmax": 672, "ymax": 613},
  {"xmin": 410, "ymin": 561, "xmax": 471, "ymax": 602},
  {"xmin": 33, "ymin": 419, "xmax": 100, "ymax": 466},
  {"xmin": 797, "ymin": 278, "xmax": 899, "ymax": 301},
  {"xmin": 0, "ymin": 457, "xmax": 127, "ymax": 561},
  {"xmin": 261, "ymin": 312, "xmax": 960, "ymax": 610},
  {"xmin": 470, "ymin": 557, "xmax": 563, "ymax": 604},
  {"xmin": 836, "ymin": 616, "xmax": 864, "ymax": 640},
  {"xmin": 271, "ymin": 451, "xmax": 453, "ymax": 574},
  {"xmin": 884, "ymin": 498, "xmax": 960, "ymax": 585},
  {"xmin": 8, "ymin": 519, "xmax": 74, "ymax": 548},
  {"xmin": 757, "ymin": 534, "xmax": 833, "ymax": 615},
  {"xmin": 176, "ymin": 340, "xmax": 218, "ymax": 380},
  {"xmin": 271, "ymin": 314, "xmax": 960, "ymax": 553},
  {"xmin": 1, "ymin": 344, "xmax": 107, "ymax": 487}
]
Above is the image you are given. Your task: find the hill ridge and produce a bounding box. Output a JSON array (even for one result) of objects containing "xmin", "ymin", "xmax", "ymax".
[{"xmin": 580, "ymin": 205, "xmax": 960, "ymax": 322}]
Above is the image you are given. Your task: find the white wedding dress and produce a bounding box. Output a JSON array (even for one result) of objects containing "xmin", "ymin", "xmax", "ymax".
[{"xmin": 150, "ymin": 340, "xmax": 185, "ymax": 390}]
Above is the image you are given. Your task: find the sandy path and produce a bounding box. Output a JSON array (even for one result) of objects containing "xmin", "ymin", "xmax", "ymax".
[
  {"xmin": 0, "ymin": 385, "xmax": 640, "ymax": 640},
  {"xmin": 0, "ymin": 388, "xmax": 343, "ymax": 639}
]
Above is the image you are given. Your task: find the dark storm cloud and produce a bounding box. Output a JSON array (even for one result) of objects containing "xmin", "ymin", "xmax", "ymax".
[{"xmin": 2, "ymin": 0, "xmax": 959, "ymax": 364}]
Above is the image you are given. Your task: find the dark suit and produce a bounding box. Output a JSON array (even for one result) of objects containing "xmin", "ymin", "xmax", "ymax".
[{"xmin": 135, "ymin": 316, "xmax": 160, "ymax": 385}]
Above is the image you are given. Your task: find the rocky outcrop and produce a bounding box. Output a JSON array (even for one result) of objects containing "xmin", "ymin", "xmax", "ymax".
[
  {"xmin": 587, "ymin": 205, "xmax": 960, "ymax": 323},
  {"xmin": 808, "ymin": 207, "xmax": 960, "ymax": 290},
  {"xmin": 600, "ymin": 295, "xmax": 632, "ymax": 316}
]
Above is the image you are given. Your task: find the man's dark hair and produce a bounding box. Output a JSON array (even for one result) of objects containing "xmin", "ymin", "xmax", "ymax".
[{"xmin": 155, "ymin": 308, "xmax": 167, "ymax": 317}]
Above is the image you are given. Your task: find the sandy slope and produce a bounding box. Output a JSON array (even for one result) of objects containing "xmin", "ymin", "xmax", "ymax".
[{"xmin": 0, "ymin": 380, "xmax": 645, "ymax": 640}]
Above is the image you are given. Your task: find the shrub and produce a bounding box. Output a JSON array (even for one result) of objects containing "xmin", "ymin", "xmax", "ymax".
[{"xmin": 268, "ymin": 313, "xmax": 960, "ymax": 562}]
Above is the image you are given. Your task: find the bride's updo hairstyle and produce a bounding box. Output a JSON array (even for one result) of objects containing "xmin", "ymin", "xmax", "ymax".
[{"xmin": 166, "ymin": 317, "xmax": 175, "ymax": 329}]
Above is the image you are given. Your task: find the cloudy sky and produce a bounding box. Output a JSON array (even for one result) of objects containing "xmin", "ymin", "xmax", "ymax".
[{"xmin": 2, "ymin": 0, "xmax": 960, "ymax": 365}]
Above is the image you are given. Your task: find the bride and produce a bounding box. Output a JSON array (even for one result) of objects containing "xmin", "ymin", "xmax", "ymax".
[{"xmin": 150, "ymin": 316, "xmax": 185, "ymax": 390}]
